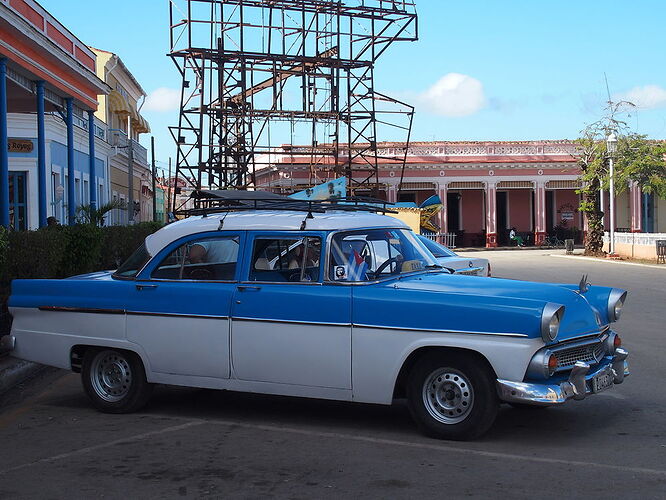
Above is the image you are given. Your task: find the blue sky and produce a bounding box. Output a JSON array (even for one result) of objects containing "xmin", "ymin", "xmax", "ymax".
[{"xmin": 38, "ymin": 0, "xmax": 666, "ymax": 170}]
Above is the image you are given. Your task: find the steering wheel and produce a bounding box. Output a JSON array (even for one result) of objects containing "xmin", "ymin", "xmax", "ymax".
[
  {"xmin": 289, "ymin": 271, "xmax": 313, "ymax": 282},
  {"xmin": 372, "ymin": 257, "xmax": 401, "ymax": 277},
  {"xmin": 187, "ymin": 267, "xmax": 213, "ymax": 280}
]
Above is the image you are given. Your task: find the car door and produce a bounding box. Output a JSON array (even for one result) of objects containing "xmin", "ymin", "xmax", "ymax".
[
  {"xmin": 126, "ymin": 232, "xmax": 244, "ymax": 379},
  {"xmin": 231, "ymin": 232, "xmax": 352, "ymax": 390}
]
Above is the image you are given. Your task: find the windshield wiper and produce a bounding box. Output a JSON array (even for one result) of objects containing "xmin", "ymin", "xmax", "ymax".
[{"xmin": 425, "ymin": 264, "xmax": 443, "ymax": 269}]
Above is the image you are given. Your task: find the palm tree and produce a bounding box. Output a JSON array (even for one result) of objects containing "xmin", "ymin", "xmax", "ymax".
[{"xmin": 75, "ymin": 200, "xmax": 127, "ymax": 226}]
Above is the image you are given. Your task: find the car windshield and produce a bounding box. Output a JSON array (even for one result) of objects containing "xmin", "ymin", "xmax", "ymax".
[
  {"xmin": 417, "ymin": 235, "xmax": 457, "ymax": 258},
  {"xmin": 113, "ymin": 243, "xmax": 151, "ymax": 279},
  {"xmin": 329, "ymin": 229, "xmax": 439, "ymax": 282}
]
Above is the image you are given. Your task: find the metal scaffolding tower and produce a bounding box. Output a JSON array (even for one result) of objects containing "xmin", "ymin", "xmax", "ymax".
[{"xmin": 169, "ymin": 0, "xmax": 417, "ymax": 210}]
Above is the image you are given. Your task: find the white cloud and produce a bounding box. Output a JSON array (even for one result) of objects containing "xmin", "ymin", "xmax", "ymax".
[
  {"xmin": 615, "ymin": 85, "xmax": 666, "ymax": 109},
  {"xmin": 415, "ymin": 73, "xmax": 486, "ymax": 117},
  {"xmin": 143, "ymin": 87, "xmax": 181, "ymax": 112}
]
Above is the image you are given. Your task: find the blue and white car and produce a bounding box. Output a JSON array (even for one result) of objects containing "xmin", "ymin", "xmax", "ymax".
[
  {"xmin": 417, "ymin": 235, "xmax": 490, "ymax": 277},
  {"xmin": 4, "ymin": 208, "xmax": 629, "ymax": 440}
]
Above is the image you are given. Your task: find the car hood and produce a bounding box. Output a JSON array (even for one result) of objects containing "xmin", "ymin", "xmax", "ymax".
[{"xmin": 353, "ymin": 273, "xmax": 613, "ymax": 342}]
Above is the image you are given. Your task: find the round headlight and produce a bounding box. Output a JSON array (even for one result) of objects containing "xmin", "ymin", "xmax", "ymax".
[
  {"xmin": 541, "ymin": 303, "xmax": 564, "ymax": 343},
  {"xmin": 607, "ymin": 289, "xmax": 627, "ymax": 323},
  {"xmin": 549, "ymin": 314, "xmax": 560, "ymax": 339}
]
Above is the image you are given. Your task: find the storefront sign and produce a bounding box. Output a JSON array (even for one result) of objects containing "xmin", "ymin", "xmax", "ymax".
[
  {"xmin": 8, "ymin": 139, "xmax": 34, "ymax": 154},
  {"xmin": 561, "ymin": 211, "xmax": 574, "ymax": 221}
]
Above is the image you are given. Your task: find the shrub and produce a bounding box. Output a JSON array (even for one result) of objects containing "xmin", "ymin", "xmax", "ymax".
[{"xmin": 0, "ymin": 222, "xmax": 163, "ymax": 336}]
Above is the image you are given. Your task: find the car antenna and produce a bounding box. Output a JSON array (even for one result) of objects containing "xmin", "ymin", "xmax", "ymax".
[{"xmin": 300, "ymin": 210, "xmax": 314, "ymax": 231}]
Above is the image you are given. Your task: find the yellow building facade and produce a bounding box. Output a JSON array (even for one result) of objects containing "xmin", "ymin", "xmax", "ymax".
[{"xmin": 92, "ymin": 48, "xmax": 152, "ymax": 224}]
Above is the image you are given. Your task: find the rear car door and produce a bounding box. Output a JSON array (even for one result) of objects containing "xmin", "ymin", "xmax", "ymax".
[{"xmin": 126, "ymin": 232, "xmax": 244, "ymax": 379}]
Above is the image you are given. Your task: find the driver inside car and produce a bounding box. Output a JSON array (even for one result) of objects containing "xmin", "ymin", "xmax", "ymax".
[{"xmin": 188, "ymin": 239, "xmax": 237, "ymax": 264}]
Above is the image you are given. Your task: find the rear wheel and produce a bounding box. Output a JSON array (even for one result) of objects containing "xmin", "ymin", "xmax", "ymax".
[
  {"xmin": 82, "ymin": 349, "xmax": 153, "ymax": 413},
  {"xmin": 407, "ymin": 352, "xmax": 499, "ymax": 441}
]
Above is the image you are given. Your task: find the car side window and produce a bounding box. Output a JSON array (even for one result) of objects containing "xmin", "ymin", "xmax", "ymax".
[
  {"xmin": 151, "ymin": 236, "xmax": 240, "ymax": 281},
  {"xmin": 249, "ymin": 237, "xmax": 321, "ymax": 282}
]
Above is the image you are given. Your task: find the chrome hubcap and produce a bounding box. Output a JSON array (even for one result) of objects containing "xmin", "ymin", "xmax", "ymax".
[
  {"xmin": 422, "ymin": 368, "xmax": 474, "ymax": 424},
  {"xmin": 90, "ymin": 351, "xmax": 132, "ymax": 402}
]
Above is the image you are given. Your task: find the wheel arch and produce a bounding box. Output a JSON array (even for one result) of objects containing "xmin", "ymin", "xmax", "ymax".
[
  {"xmin": 392, "ymin": 346, "xmax": 498, "ymax": 400},
  {"xmin": 70, "ymin": 344, "xmax": 150, "ymax": 377}
]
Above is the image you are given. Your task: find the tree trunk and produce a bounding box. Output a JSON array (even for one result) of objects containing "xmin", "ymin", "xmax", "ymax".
[{"xmin": 582, "ymin": 179, "xmax": 604, "ymax": 256}]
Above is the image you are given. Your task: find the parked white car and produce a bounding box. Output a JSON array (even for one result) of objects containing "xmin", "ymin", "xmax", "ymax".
[{"xmin": 417, "ymin": 235, "xmax": 490, "ymax": 277}]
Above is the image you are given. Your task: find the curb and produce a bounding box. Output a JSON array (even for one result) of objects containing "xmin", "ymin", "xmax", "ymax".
[
  {"xmin": 550, "ymin": 254, "xmax": 666, "ymax": 270},
  {"xmin": 0, "ymin": 356, "xmax": 44, "ymax": 396}
]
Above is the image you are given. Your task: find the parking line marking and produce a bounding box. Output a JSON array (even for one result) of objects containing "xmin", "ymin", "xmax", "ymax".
[
  {"xmin": 0, "ymin": 420, "xmax": 205, "ymax": 475},
  {"xmin": 200, "ymin": 418, "xmax": 666, "ymax": 477},
  {"xmin": 2, "ymin": 416, "xmax": 663, "ymax": 478}
]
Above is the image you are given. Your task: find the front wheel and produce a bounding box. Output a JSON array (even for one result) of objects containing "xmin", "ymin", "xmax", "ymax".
[
  {"xmin": 82, "ymin": 349, "xmax": 153, "ymax": 413},
  {"xmin": 406, "ymin": 352, "xmax": 499, "ymax": 441}
]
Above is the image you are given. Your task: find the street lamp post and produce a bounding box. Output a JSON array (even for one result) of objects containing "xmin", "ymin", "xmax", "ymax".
[{"xmin": 606, "ymin": 132, "xmax": 617, "ymax": 255}]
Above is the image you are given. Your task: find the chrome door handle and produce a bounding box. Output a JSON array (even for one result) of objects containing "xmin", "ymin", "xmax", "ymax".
[
  {"xmin": 136, "ymin": 284, "xmax": 158, "ymax": 291},
  {"xmin": 237, "ymin": 285, "xmax": 261, "ymax": 292}
]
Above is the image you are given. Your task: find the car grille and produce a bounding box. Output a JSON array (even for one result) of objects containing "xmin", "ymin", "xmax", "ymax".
[{"xmin": 552, "ymin": 338, "xmax": 605, "ymax": 370}]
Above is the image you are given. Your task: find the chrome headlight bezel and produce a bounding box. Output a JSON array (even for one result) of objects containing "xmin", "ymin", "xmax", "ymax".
[
  {"xmin": 607, "ymin": 289, "xmax": 627, "ymax": 323},
  {"xmin": 540, "ymin": 303, "xmax": 564, "ymax": 343}
]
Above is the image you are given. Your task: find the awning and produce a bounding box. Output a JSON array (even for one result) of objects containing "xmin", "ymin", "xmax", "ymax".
[
  {"xmin": 108, "ymin": 90, "xmax": 131, "ymax": 115},
  {"xmin": 132, "ymin": 113, "xmax": 151, "ymax": 134}
]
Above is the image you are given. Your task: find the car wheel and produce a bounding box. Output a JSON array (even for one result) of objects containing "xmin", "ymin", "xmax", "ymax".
[
  {"xmin": 82, "ymin": 349, "xmax": 153, "ymax": 413},
  {"xmin": 406, "ymin": 352, "xmax": 499, "ymax": 441}
]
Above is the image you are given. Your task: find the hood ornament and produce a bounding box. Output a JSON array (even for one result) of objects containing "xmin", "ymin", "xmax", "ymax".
[{"xmin": 578, "ymin": 274, "xmax": 590, "ymax": 294}]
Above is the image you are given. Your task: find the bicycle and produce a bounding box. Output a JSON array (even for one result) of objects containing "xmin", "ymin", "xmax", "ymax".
[{"xmin": 540, "ymin": 235, "xmax": 565, "ymax": 249}]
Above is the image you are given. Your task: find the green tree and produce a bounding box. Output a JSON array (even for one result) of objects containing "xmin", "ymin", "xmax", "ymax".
[
  {"xmin": 574, "ymin": 101, "xmax": 666, "ymax": 255},
  {"xmin": 75, "ymin": 200, "xmax": 127, "ymax": 226}
]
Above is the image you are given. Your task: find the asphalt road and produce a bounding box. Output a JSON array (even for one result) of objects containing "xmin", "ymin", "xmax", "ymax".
[{"xmin": 0, "ymin": 250, "xmax": 664, "ymax": 499}]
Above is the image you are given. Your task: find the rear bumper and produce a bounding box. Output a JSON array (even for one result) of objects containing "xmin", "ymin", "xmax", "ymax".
[
  {"xmin": 0, "ymin": 334, "xmax": 15, "ymax": 352},
  {"xmin": 496, "ymin": 348, "xmax": 629, "ymax": 406}
]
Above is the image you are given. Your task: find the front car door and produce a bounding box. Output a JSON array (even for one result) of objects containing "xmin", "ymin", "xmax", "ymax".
[
  {"xmin": 231, "ymin": 232, "xmax": 352, "ymax": 391},
  {"xmin": 126, "ymin": 231, "xmax": 244, "ymax": 379}
]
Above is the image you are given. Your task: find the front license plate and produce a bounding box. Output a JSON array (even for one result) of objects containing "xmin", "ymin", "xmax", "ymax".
[{"xmin": 592, "ymin": 371, "xmax": 614, "ymax": 393}]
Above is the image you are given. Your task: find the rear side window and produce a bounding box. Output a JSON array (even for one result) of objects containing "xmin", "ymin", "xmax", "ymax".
[
  {"xmin": 114, "ymin": 244, "xmax": 151, "ymax": 279},
  {"xmin": 151, "ymin": 236, "xmax": 240, "ymax": 281},
  {"xmin": 249, "ymin": 237, "xmax": 321, "ymax": 282}
]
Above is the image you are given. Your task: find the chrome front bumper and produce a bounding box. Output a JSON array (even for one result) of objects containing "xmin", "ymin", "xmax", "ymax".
[{"xmin": 496, "ymin": 348, "xmax": 629, "ymax": 406}]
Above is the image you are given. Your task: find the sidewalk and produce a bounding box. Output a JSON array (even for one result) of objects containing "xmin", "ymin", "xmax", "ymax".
[{"xmin": 551, "ymin": 253, "xmax": 666, "ymax": 270}]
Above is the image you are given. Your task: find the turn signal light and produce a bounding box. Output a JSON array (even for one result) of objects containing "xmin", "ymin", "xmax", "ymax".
[
  {"xmin": 548, "ymin": 354, "xmax": 558, "ymax": 376},
  {"xmin": 614, "ymin": 335, "xmax": 622, "ymax": 349}
]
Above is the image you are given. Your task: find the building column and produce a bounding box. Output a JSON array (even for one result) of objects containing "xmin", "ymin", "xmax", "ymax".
[
  {"xmin": 387, "ymin": 184, "xmax": 397, "ymax": 203},
  {"xmin": 88, "ymin": 110, "xmax": 97, "ymax": 212},
  {"xmin": 534, "ymin": 182, "xmax": 547, "ymax": 245},
  {"xmin": 0, "ymin": 58, "xmax": 9, "ymax": 229},
  {"xmin": 65, "ymin": 98, "xmax": 75, "ymax": 225},
  {"xmin": 485, "ymin": 182, "xmax": 497, "ymax": 247},
  {"xmin": 437, "ymin": 183, "xmax": 448, "ymax": 241},
  {"xmin": 36, "ymin": 81, "xmax": 47, "ymax": 227},
  {"xmin": 630, "ymin": 182, "xmax": 642, "ymax": 232}
]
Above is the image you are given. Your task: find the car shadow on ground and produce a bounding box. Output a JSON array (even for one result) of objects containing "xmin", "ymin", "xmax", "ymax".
[{"xmin": 38, "ymin": 380, "xmax": 626, "ymax": 446}]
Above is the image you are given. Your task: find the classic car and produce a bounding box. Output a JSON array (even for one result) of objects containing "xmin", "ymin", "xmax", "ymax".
[
  {"xmin": 4, "ymin": 205, "xmax": 629, "ymax": 440},
  {"xmin": 416, "ymin": 234, "xmax": 490, "ymax": 277}
]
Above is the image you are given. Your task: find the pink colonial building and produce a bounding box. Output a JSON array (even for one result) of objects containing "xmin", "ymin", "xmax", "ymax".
[{"xmin": 256, "ymin": 141, "xmax": 595, "ymax": 247}]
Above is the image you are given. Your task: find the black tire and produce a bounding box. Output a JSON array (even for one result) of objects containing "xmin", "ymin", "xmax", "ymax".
[
  {"xmin": 82, "ymin": 348, "xmax": 153, "ymax": 413},
  {"xmin": 406, "ymin": 352, "xmax": 499, "ymax": 441}
]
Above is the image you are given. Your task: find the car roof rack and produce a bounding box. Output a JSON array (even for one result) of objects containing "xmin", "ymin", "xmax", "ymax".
[{"xmin": 177, "ymin": 190, "xmax": 397, "ymax": 217}]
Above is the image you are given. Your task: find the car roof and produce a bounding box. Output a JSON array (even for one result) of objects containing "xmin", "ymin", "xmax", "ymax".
[{"xmin": 145, "ymin": 210, "xmax": 410, "ymax": 256}]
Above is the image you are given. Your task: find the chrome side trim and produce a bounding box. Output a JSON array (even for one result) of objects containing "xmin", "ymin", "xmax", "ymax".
[
  {"xmin": 232, "ymin": 317, "xmax": 352, "ymax": 327},
  {"xmin": 38, "ymin": 306, "xmax": 126, "ymax": 315},
  {"xmin": 353, "ymin": 323, "xmax": 528, "ymax": 337},
  {"xmin": 126, "ymin": 311, "xmax": 229, "ymax": 320}
]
